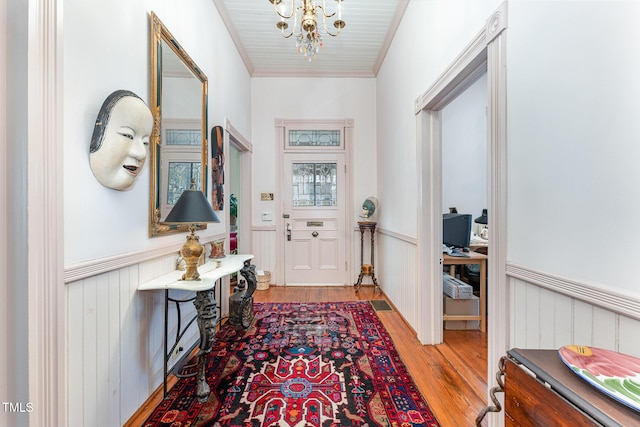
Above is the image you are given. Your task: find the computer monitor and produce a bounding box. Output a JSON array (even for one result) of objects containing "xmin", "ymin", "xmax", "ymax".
[{"xmin": 443, "ymin": 213, "xmax": 472, "ymax": 249}]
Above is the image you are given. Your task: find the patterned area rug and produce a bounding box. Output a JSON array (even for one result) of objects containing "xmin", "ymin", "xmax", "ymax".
[{"xmin": 143, "ymin": 301, "xmax": 439, "ymax": 427}]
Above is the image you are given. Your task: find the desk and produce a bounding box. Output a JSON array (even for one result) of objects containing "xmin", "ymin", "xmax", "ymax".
[
  {"xmin": 139, "ymin": 253, "xmax": 254, "ymax": 402},
  {"xmin": 469, "ymin": 242, "xmax": 488, "ymax": 254},
  {"xmin": 443, "ymin": 251, "xmax": 487, "ymax": 332}
]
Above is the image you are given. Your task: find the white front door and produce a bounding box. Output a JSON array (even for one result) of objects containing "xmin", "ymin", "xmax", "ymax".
[{"xmin": 283, "ymin": 152, "xmax": 347, "ymax": 286}]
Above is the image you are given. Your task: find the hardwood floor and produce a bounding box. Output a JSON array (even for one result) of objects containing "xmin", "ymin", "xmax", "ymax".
[{"xmin": 126, "ymin": 285, "xmax": 488, "ymax": 427}]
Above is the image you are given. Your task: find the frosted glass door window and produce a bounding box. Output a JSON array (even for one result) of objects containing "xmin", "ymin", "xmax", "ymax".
[
  {"xmin": 292, "ymin": 163, "xmax": 337, "ymax": 206},
  {"xmin": 167, "ymin": 161, "xmax": 202, "ymax": 204}
]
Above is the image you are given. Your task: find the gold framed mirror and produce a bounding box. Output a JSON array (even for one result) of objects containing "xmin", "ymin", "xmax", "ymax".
[{"xmin": 149, "ymin": 11, "xmax": 209, "ymax": 237}]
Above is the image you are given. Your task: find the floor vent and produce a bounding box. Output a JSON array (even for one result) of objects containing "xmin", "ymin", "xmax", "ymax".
[{"xmin": 369, "ymin": 300, "xmax": 393, "ymax": 311}]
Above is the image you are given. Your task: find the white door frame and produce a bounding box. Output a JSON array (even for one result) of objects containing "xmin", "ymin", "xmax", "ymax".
[
  {"xmin": 274, "ymin": 118, "xmax": 354, "ymax": 287},
  {"xmin": 223, "ymin": 118, "xmax": 252, "ymax": 255},
  {"xmin": 415, "ymin": 4, "xmax": 508, "ymax": 426},
  {"xmin": 220, "ymin": 118, "xmax": 252, "ymax": 317}
]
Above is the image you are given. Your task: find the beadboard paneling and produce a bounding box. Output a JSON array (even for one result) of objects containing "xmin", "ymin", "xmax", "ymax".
[
  {"xmin": 509, "ymin": 274, "xmax": 640, "ymax": 358},
  {"xmin": 377, "ymin": 229, "xmax": 419, "ymax": 330},
  {"xmin": 251, "ymin": 227, "xmax": 277, "ymax": 282},
  {"xmin": 67, "ymin": 253, "xmax": 200, "ymax": 426}
]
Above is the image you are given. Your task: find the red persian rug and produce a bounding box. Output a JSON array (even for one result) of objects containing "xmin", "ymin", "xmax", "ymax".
[{"xmin": 142, "ymin": 301, "xmax": 440, "ymax": 427}]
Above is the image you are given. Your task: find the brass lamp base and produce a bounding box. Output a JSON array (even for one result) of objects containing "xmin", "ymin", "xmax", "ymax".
[{"xmin": 180, "ymin": 230, "xmax": 204, "ymax": 281}]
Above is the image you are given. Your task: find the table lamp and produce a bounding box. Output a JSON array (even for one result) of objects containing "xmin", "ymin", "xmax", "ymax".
[
  {"xmin": 474, "ymin": 209, "xmax": 488, "ymax": 225},
  {"xmin": 474, "ymin": 208, "xmax": 488, "ymax": 240},
  {"xmin": 165, "ymin": 188, "xmax": 220, "ymax": 281}
]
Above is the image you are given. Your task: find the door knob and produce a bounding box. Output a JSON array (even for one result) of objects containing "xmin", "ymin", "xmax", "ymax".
[{"xmin": 312, "ymin": 231, "xmax": 319, "ymax": 237}]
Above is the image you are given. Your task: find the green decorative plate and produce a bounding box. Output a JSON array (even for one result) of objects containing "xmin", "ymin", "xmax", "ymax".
[{"xmin": 559, "ymin": 345, "xmax": 640, "ymax": 412}]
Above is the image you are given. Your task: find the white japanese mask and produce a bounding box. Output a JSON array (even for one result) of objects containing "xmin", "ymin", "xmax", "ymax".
[{"xmin": 90, "ymin": 90, "xmax": 153, "ymax": 190}]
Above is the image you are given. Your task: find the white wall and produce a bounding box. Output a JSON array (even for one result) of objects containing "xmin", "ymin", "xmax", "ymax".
[
  {"xmin": 3, "ymin": 0, "xmax": 30, "ymax": 425},
  {"xmin": 63, "ymin": 0, "xmax": 251, "ymax": 266},
  {"xmin": 442, "ymin": 73, "xmax": 488, "ymax": 218},
  {"xmin": 502, "ymin": 0, "xmax": 640, "ymax": 383},
  {"xmin": 163, "ymin": 76, "xmax": 201, "ymax": 119},
  {"xmin": 62, "ymin": 0, "xmax": 252, "ymax": 424},
  {"xmin": 249, "ymin": 77, "xmax": 376, "ymax": 280},
  {"xmin": 376, "ymin": 0, "xmax": 501, "ymax": 238},
  {"xmin": 251, "ymin": 77, "xmax": 377, "ymax": 227},
  {"xmin": 507, "ymin": 1, "xmax": 640, "ymax": 295},
  {"xmin": 0, "ymin": 0, "xmax": 8, "ymax": 419}
]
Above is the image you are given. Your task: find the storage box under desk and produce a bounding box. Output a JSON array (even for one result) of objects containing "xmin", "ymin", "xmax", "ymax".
[
  {"xmin": 443, "ymin": 273, "xmax": 474, "ymax": 299},
  {"xmin": 443, "ymin": 295, "xmax": 479, "ymax": 330},
  {"xmin": 443, "ymin": 250, "xmax": 487, "ymax": 332}
]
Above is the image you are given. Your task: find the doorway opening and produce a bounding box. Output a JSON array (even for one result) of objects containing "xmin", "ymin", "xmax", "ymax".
[
  {"xmin": 220, "ymin": 119, "xmax": 252, "ymax": 314},
  {"xmin": 224, "ymin": 119, "xmax": 252, "ymax": 256},
  {"xmin": 441, "ymin": 72, "xmax": 488, "ymax": 334},
  {"xmin": 414, "ymin": 6, "xmax": 508, "ymax": 423}
]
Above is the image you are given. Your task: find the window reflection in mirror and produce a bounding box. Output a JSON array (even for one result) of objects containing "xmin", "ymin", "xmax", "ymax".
[{"xmin": 149, "ymin": 12, "xmax": 208, "ymax": 236}]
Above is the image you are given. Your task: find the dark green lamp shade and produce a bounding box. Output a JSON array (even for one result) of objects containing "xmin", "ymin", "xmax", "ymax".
[
  {"xmin": 474, "ymin": 208, "xmax": 488, "ymax": 225},
  {"xmin": 164, "ymin": 190, "xmax": 220, "ymax": 224}
]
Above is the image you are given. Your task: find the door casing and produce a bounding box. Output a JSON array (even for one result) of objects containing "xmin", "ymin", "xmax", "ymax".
[
  {"xmin": 274, "ymin": 118, "xmax": 354, "ymax": 287},
  {"xmin": 414, "ymin": 5, "xmax": 508, "ymax": 427}
]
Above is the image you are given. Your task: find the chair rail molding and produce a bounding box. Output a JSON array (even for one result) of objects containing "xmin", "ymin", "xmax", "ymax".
[
  {"xmin": 507, "ymin": 263, "xmax": 640, "ymax": 321},
  {"xmin": 64, "ymin": 242, "xmax": 183, "ymax": 283},
  {"xmin": 376, "ymin": 227, "xmax": 417, "ymax": 246},
  {"xmin": 64, "ymin": 233, "xmax": 229, "ymax": 284}
]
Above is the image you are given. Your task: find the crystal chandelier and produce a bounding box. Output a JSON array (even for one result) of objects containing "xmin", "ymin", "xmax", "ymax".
[{"xmin": 269, "ymin": 0, "xmax": 345, "ymax": 62}]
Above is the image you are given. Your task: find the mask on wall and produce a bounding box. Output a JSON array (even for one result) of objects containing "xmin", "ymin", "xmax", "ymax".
[{"xmin": 89, "ymin": 90, "xmax": 153, "ymax": 191}]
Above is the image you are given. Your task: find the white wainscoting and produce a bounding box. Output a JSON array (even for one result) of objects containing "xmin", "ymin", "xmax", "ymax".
[
  {"xmin": 66, "ymin": 252, "xmax": 201, "ymax": 426},
  {"xmin": 251, "ymin": 226, "xmax": 278, "ymax": 283},
  {"xmin": 376, "ymin": 229, "xmax": 420, "ymax": 331},
  {"xmin": 508, "ymin": 265, "xmax": 640, "ymax": 359}
]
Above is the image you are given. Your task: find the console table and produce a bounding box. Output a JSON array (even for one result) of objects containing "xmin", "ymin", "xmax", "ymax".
[
  {"xmin": 477, "ymin": 348, "xmax": 640, "ymax": 426},
  {"xmin": 138, "ymin": 253, "xmax": 254, "ymax": 402},
  {"xmin": 443, "ymin": 250, "xmax": 487, "ymax": 332}
]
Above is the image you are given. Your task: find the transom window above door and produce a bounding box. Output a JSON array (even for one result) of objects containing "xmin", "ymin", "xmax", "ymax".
[
  {"xmin": 283, "ymin": 125, "xmax": 346, "ymax": 151},
  {"xmin": 166, "ymin": 128, "xmax": 201, "ymax": 146},
  {"xmin": 289, "ymin": 130, "xmax": 340, "ymax": 147}
]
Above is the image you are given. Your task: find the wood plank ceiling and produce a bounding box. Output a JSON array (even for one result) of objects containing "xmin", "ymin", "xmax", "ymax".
[{"xmin": 213, "ymin": 0, "xmax": 408, "ymax": 77}]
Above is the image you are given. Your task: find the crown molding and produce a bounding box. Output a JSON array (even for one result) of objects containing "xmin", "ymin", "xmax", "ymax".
[
  {"xmin": 373, "ymin": 0, "xmax": 409, "ymax": 76},
  {"xmin": 251, "ymin": 70, "xmax": 376, "ymax": 78},
  {"xmin": 213, "ymin": 0, "xmax": 255, "ymax": 76}
]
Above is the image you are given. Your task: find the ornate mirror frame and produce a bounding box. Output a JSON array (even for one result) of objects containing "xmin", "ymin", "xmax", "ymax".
[{"xmin": 149, "ymin": 11, "xmax": 209, "ymax": 237}]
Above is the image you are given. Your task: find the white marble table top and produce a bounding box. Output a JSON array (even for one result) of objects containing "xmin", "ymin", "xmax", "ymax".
[{"xmin": 138, "ymin": 253, "xmax": 254, "ymax": 292}]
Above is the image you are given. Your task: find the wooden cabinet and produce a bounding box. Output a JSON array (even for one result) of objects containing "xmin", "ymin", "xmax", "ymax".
[
  {"xmin": 479, "ymin": 349, "xmax": 640, "ymax": 426},
  {"xmin": 504, "ymin": 355, "xmax": 598, "ymax": 426}
]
